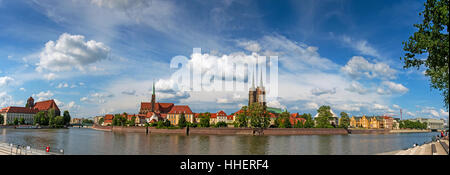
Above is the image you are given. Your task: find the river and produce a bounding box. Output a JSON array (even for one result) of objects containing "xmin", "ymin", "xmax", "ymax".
[{"xmin": 0, "ymin": 128, "xmax": 440, "ymax": 155}]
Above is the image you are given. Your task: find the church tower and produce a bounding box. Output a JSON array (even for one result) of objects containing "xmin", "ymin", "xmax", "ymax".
[
  {"xmin": 248, "ymin": 67, "xmax": 266, "ymax": 109},
  {"xmin": 26, "ymin": 96, "xmax": 34, "ymax": 108},
  {"xmin": 248, "ymin": 68, "xmax": 256, "ymax": 106},
  {"xmin": 151, "ymin": 81, "xmax": 156, "ymax": 112}
]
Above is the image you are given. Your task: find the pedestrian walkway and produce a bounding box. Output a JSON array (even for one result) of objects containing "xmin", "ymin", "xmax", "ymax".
[
  {"xmin": 0, "ymin": 142, "xmax": 62, "ymax": 155},
  {"xmin": 379, "ymin": 139, "xmax": 449, "ymax": 155}
]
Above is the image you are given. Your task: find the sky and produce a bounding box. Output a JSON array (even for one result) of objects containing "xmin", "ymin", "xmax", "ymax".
[{"xmin": 0, "ymin": 0, "xmax": 448, "ymax": 120}]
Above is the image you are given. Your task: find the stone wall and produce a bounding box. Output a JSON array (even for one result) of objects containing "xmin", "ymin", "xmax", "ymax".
[
  {"xmin": 189, "ymin": 128, "xmax": 253, "ymax": 135},
  {"xmin": 263, "ymin": 128, "xmax": 348, "ymax": 135},
  {"xmin": 348, "ymin": 129, "xmax": 390, "ymax": 134}
]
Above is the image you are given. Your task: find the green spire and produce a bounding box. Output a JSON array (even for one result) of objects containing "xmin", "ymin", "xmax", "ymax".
[{"xmin": 152, "ymin": 80, "xmax": 155, "ymax": 95}]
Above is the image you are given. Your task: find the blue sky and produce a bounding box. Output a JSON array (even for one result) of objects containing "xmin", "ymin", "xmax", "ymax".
[{"xmin": 0, "ymin": 0, "xmax": 448, "ymax": 120}]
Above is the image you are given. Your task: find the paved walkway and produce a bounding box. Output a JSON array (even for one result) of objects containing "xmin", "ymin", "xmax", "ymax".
[
  {"xmin": 378, "ymin": 139, "xmax": 448, "ymax": 155},
  {"xmin": 0, "ymin": 142, "xmax": 60, "ymax": 155}
]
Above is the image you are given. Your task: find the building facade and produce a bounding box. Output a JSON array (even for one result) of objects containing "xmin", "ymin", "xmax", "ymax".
[
  {"xmin": 0, "ymin": 107, "xmax": 37, "ymax": 125},
  {"xmin": 167, "ymin": 105, "xmax": 194, "ymax": 125}
]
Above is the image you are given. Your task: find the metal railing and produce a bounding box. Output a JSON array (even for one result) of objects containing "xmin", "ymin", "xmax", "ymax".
[{"xmin": 0, "ymin": 142, "xmax": 64, "ymax": 155}]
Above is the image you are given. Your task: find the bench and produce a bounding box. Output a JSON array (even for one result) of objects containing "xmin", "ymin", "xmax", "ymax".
[
  {"xmin": 431, "ymin": 144, "xmax": 437, "ymax": 155},
  {"xmin": 440, "ymin": 141, "xmax": 449, "ymax": 154}
]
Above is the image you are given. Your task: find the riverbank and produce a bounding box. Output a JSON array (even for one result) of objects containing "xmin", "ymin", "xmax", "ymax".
[
  {"xmin": 377, "ymin": 139, "xmax": 448, "ymax": 155},
  {"xmin": 389, "ymin": 129, "xmax": 431, "ymax": 133},
  {"xmin": 92, "ymin": 125, "xmax": 349, "ymax": 135}
]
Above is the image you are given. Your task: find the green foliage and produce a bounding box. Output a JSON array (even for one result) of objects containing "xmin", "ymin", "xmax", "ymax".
[
  {"xmin": 399, "ymin": 120, "xmax": 428, "ymax": 129},
  {"xmin": 236, "ymin": 106, "xmax": 249, "ymax": 128},
  {"xmin": 13, "ymin": 118, "xmax": 19, "ymax": 125},
  {"xmin": 187, "ymin": 122, "xmax": 197, "ymax": 128},
  {"xmin": 315, "ymin": 105, "xmax": 333, "ymax": 128},
  {"xmin": 339, "ymin": 112, "xmax": 350, "ymax": 129},
  {"xmin": 156, "ymin": 120, "xmax": 175, "ymax": 129},
  {"xmin": 178, "ymin": 113, "xmax": 187, "ymax": 128},
  {"xmin": 63, "ymin": 110, "xmax": 71, "ymax": 125},
  {"xmin": 47, "ymin": 109, "xmax": 56, "ymax": 126},
  {"xmin": 18, "ymin": 117, "xmax": 25, "ymax": 125},
  {"xmin": 401, "ymin": 0, "xmax": 449, "ymax": 110},
  {"xmin": 215, "ymin": 121, "xmax": 228, "ymax": 128},
  {"xmin": 127, "ymin": 116, "xmax": 136, "ymax": 126},
  {"xmin": 302, "ymin": 113, "xmax": 314, "ymax": 128},
  {"xmin": 277, "ymin": 111, "xmax": 291, "ymax": 128},
  {"xmin": 199, "ymin": 113, "xmax": 211, "ymax": 127},
  {"xmin": 98, "ymin": 118, "xmax": 104, "ymax": 125},
  {"xmin": 248, "ymin": 103, "xmax": 270, "ymax": 128},
  {"xmin": 33, "ymin": 111, "xmax": 48, "ymax": 126},
  {"xmin": 112, "ymin": 114, "xmax": 127, "ymax": 126}
]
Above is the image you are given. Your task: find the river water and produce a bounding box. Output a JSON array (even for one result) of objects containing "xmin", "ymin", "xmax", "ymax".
[{"xmin": 0, "ymin": 128, "xmax": 439, "ymax": 155}]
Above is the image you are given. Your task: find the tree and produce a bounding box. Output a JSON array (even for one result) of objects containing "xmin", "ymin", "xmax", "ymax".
[
  {"xmin": 339, "ymin": 112, "xmax": 350, "ymax": 129},
  {"xmin": 47, "ymin": 109, "xmax": 56, "ymax": 127},
  {"xmin": 302, "ymin": 113, "xmax": 314, "ymax": 128},
  {"xmin": 248, "ymin": 103, "xmax": 270, "ymax": 128},
  {"xmin": 34, "ymin": 111, "xmax": 46, "ymax": 125},
  {"xmin": 18, "ymin": 117, "xmax": 25, "ymax": 125},
  {"xmin": 178, "ymin": 113, "xmax": 187, "ymax": 128},
  {"xmin": 63, "ymin": 110, "xmax": 71, "ymax": 126},
  {"xmin": 236, "ymin": 106, "xmax": 249, "ymax": 128},
  {"xmin": 215, "ymin": 121, "xmax": 228, "ymax": 128},
  {"xmin": 98, "ymin": 118, "xmax": 104, "ymax": 125},
  {"xmin": 401, "ymin": 0, "xmax": 449, "ymax": 110},
  {"xmin": 199, "ymin": 113, "xmax": 211, "ymax": 127},
  {"xmin": 315, "ymin": 106, "xmax": 333, "ymax": 128},
  {"xmin": 278, "ymin": 111, "xmax": 291, "ymax": 128}
]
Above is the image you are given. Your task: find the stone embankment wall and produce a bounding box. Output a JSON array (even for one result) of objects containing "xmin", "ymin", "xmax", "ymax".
[
  {"xmin": 389, "ymin": 129, "xmax": 431, "ymax": 133},
  {"xmin": 263, "ymin": 128, "xmax": 348, "ymax": 135},
  {"xmin": 348, "ymin": 129, "xmax": 391, "ymax": 134},
  {"xmin": 104, "ymin": 126, "xmax": 350, "ymax": 135},
  {"xmin": 189, "ymin": 128, "xmax": 254, "ymax": 135},
  {"xmin": 92, "ymin": 125, "xmax": 112, "ymax": 131}
]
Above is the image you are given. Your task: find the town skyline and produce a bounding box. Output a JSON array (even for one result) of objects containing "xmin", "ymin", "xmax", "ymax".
[{"xmin": 0, "ymin": 0, "xmax": 449, "ymax": 120}]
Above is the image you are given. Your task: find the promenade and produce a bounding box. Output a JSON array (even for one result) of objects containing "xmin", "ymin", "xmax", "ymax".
[
  {"xmin": 378, "ymin": 139, "xmax": 449, "ymax": 155},
  {"xmin": 0, "ymin": 142, "xmax": 62, "ymax": 155}
]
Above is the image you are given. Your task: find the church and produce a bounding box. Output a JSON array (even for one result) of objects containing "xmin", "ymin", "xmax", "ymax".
[{"xmin": 248, "ymin": 68, "xmax": 266, "ymax": 110}]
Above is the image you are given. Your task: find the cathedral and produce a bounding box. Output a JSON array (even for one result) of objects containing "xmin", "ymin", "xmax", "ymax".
[{"xmin": 248, "ymin": 69, "xmax": 266, "ymax": 110}]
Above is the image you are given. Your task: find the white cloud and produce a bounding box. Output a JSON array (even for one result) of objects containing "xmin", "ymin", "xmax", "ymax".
[
  {"xmin": 237, "ymin": 40, "xmax": 261, "ymax": 52},
  {"xmin": 57, "ymin": 83, "xmax": 69, "ymax": 88},
  {"xmin": 80, "ymin": 92, "xmax": 114, "ymax": 104},
  {"xmin": 311, "ymin": 87, "xmax": 336, "ymax": 96},
  {"xmin": 19, "ymin": 88, "xmax": 26, "ymax": 91},
  {"xmin": 341, "ymin": 35, "xmax": 380, "ymax": 58},
  {"xmin": 0, "ymin": 76, "xmax": 14, "ymax": 87},
  {"xmin": 304, "ymin": 102, "xmax": 319, "ymax": 110},
  {"xmin": 266, "ymin": 100, "xmax": 286, "ymax": 110},
  {"xmin": 36, "ymin": 33, "xmax": 110, "ymax": 72},
  {"xmin": 344, "ymin": 81, "xmax": 368, "ymax": 95},
  {"xmin": 440, "ymin": 109, "xmax": 449, "ymax": 117},
  {"xmin": 341, "ymin": 56, "xmax": 396, "ymax": 80},
  {"xmin": 32, "ymin": 90, "xmax": 54, "ymax": 101},
  {"xmin": 121, "ymin": 89, "xmax": 136, "ymax": 96},
  {"xmin": 392, "ymin": 104, "xmax": 401, "ymax": 109},
  {"xmin": 44, "ymin": 73, "xmax": 57, "ymax": 80},
  {"xmin": 377, "ymin": 81, "xmax": 408, "ymax": 95}
]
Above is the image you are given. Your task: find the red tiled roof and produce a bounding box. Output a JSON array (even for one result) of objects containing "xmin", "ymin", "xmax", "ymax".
[
  {"xmin": 168, "ymin": 105, "xmax": 193, "ymax": 114},
  {"xmin": 33, "ymin": 100, "xmax": 60, "ymax": 112},
  {"xmin": 217, "ymin": 110, "xmax": 227, "ymax": 116},
  {"xmin": 290, "ymin": 113, "xmax": 300, "ymax": 118},
  {"xmin": 210, "ymin": 113, "xmax": 217, "ymax": 118},
  {"xmin": 104, "ymin": 114, "xmax": 114, "ymax": 120},
  {"xmin": 140, "ymin": 102, "xmax": 174, "ymax": 113},
  {"xmin": 0, "ymin": 106, "xmax": 38, "ymax": 114},
  {"xmin": 227, "ymin": 115, "xmax": 234, "ymax": 120},
  {"xmin": 289, "ymin": 117, "xmax": 306, "ymax": 125},
  {"xmin": 160, "ymin": 113, "xmax": 167, "ymax": 119}
]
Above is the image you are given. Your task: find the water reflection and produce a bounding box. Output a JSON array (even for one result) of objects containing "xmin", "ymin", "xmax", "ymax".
[{"xmin": 0, "ymin": 128, "xmax": 439, "ymax": 155}]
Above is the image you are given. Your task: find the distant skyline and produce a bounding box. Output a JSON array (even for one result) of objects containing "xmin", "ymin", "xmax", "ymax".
[{"xmin": 0, "ymin": 0, "xmax": 448, "ymax": 120}]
